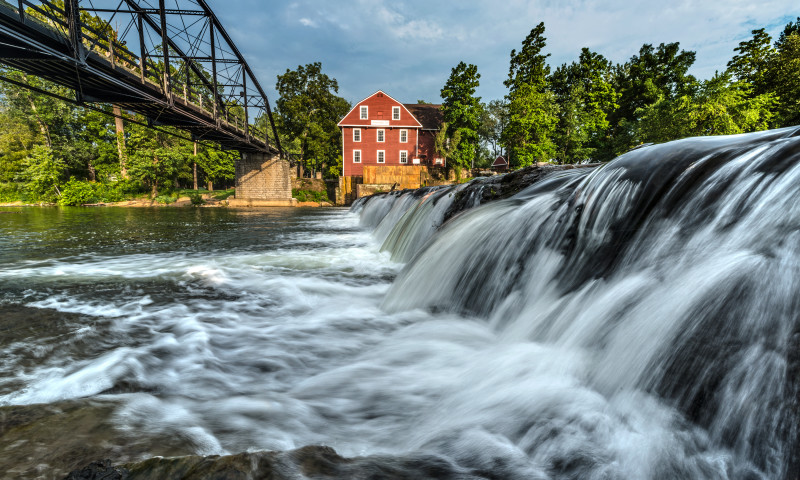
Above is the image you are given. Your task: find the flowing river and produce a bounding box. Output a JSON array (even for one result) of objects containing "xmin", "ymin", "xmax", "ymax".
[{"xmin": 2, "ymin": 126, "xmax": 800, "ymax": 479}]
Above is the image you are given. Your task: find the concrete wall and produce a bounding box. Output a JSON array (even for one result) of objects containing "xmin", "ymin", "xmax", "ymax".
[{"xmin": 231, "ymin": 152, "xmax": 297, "ymax": 206}]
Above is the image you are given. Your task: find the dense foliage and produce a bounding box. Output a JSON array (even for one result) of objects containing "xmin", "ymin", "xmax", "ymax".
[
  {"xmin": 440, "ymin": 62, "xmax": 482, "ymax": 172},
  {"xmin": 444, "ymin": 18, "xmax": 800, "ymax": 167},
  {"xmin": 275, "ymin": 62, "xmax": 351, "ymax": 179}
]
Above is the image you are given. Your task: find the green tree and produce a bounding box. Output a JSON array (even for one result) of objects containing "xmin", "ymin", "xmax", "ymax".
[
  {"xmin": 196, "ymin": 147, "xmax": 236, "ymax": 190},
  {"xmin": 275, "ymin": 62, "xmax": 350, "ymax": 178},
  {"xmin": 636, "ymin": 73, "xmax": 776, "ymax": 142},
  {"xmin": 478, "ymin": 99, "xmax": 508, "ymax": 158},
  {"xmin": 434, "ymin": 123, "xmax": 462, "ymax": 168},
  {"xmin": 550, "ymin": 48, "xmax": 618, "ymax": 162},
  {"xmin": 770, "ymin": 31, "xmax": 800, "ymax": 127},
  {"xmin": 19, "ymin": 145, "xmax": 66, "ymax": 202},
  {"xmin": 505, "ymin": 22, "xmax": 550, "ymax": 93},
  {"xmin": 0, "ymin": 105, "xmax": 37, "ymax": 182},
  {"xmin": 776, "ymin": 17, "xmax": 800, "ymax": 49},
  {"xmin": 440, "ymin": 62, "xmax": 482, "ymax": 170},
  {"xmin": 727, "ymin": 29, "xmax": 776, "ymax": 98},
  {"xmin": 610, "ymin": 42, "xmax": 697, "ymax": 153},
  {"xmin": 504, "ymin": 84, "xmax": 558, "ymax": 166},
  {"xmin": 503, "ymin": 22, "xmax": 559, "ymax": 166},
  {"xmin": 126, "ymin": 125, "xmax": 184, "ymax": 197}
]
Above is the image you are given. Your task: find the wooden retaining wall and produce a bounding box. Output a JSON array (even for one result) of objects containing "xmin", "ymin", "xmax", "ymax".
[{"xmin": 362, "ymin": 165, "xmax": 428, "ymax": 190}]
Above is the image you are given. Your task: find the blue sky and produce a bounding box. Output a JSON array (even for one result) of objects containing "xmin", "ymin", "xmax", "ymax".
[{"xmin": 212, "ymin": 0, "xmax": 800, "ymax": 107}]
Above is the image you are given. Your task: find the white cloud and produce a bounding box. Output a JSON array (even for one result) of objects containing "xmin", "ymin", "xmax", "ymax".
[{"xmin": 299, "ymin": 17, "xmax": 317, "ymax": 28}]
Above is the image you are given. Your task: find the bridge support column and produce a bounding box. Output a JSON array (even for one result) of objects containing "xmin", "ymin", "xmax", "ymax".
[{"xmin": 229, "ymin": 152, "xmax": 297, "ymax": 207}]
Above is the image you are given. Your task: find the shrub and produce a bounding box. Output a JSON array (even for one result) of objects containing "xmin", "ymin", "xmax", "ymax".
[
  {"xmin": 0, "ymin": 183, "xmax": 22, "ymax": 203},
  {"xmin": 292, "ymin": 188, "xmax": 329, "ymax": 203},
  {"xmin": 189, "ymin": 192, "xmax": 205, "ymax": 205},
  {"xmin": 59, "ymin": 178, "xmax": 98, "ymax": 206}
]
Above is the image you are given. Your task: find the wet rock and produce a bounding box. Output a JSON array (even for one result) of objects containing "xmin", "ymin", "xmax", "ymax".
[
  {"xmin": 63, "ymin": 460, "xmax": 127, "ymax": 479},
  {"xmin": 443, "ymin": 164, "xmax": 600, "ymax": 223},
  {"xmin": 63, "ymin": 445, "xmax": 503, "ymax": 480}
]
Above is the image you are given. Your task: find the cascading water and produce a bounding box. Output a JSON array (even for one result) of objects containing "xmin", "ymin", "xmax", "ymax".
[
  {"xmin": 363, "ymin": 126, "xmax": 800, "ymax": 479},
  {"xmin": 3, "ymin": 127, "xmax": 800, "ymax": 479}
]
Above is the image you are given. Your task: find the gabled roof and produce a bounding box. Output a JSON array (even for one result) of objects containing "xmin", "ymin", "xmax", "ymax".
[
  {"xmin": 337, "ymin": 90, "xmax": 422, "ymax": 128},
  {"xmin": 403, "ymin": 104, "xmax": 443, "ymax": 130},
  {"xmin": 492, "ymin": 156, "xmax": 508, "ymax": 167}
]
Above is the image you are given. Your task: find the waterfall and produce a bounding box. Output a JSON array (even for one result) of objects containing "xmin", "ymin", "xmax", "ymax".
[{"xmin": 356, "ymin": 126, "xmax": 800, "ymax": 479}]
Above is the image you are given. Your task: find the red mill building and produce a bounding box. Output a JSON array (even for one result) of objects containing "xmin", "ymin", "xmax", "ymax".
[{"xmin": 338, "ymin": 91, "xmax": 444, "ymax": 177}]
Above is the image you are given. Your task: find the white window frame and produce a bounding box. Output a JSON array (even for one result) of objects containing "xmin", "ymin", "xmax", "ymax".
[
  {"xmin": 353, "ymin": 150, "xmax": 361, "ymax": 163},
  {"xmin": 360, "ymin": 106, "xmax": 368, "ymax": 120},
  {"xmin": 377, "ymin": 129, "xmax": 385, "ymax": 142},
  {"xmin": 400, "ymin": 129, "xmax": 408, "ymax": 143},
  {"xmin": 353, "ymin": 128, "xmax": 361, "ymax": 142},
  {"xmin": 377, "ymin": 150, "xmax": 385, "ymax": 163},
  {"xmin": 399, "ymin": 150, "xmax": 408, "ymax": 164},
  {"xmin": 392, "ymin": 106, "xmax": 400, "ymax": 120}
]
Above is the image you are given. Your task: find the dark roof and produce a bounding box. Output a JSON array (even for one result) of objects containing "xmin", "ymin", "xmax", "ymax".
[{"xmin": 403, "ymin": 104, "xmax": 443, "ymax": 130}]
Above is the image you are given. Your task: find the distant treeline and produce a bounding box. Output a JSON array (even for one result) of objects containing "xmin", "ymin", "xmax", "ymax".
[
  {"xmin": 2, "ymin": 14, "xmax": 799, "ymax": 204},
  {"xmin": 437, "ymin": 18, "xmax": 800, "ymax": 170}
]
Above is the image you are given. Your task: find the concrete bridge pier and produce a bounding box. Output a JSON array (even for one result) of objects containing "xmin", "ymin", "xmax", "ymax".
[{"xmin": 228, "ymin": 152, "xmax": 297, "ymax": 207}]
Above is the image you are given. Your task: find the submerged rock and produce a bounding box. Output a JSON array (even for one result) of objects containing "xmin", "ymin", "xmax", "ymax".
[{"xmin": 64, "ymin": 445, "xmax": 504, "ymax": 480}]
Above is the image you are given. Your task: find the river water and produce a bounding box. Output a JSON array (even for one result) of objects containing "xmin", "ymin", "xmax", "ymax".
[
  {"xmin": 3, "ymin": 127, "xmax": 800, "ymax": 480},
  {"xmin": 0, "ymin": 207, "xmax": 408, "ymax": 477}
]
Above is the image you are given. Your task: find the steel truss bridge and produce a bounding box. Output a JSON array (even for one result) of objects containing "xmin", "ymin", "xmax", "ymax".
[{"xmin": 0, "ymin": 0, "xmax": 281, "ymax": 154}]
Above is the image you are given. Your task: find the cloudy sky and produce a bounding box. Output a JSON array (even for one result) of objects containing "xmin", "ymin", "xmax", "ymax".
[{"xmin": 212, "ymin": 0, "xmax": 800, "ymax": 107}]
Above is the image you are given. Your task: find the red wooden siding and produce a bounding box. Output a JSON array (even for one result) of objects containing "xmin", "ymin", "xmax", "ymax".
[{"xmin": 340, "ymin": 91, "xmax": 443, "ymax": 177}]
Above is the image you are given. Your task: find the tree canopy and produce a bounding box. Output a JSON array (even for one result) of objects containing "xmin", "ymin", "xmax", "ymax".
[
  {"xmin": 275, "ymin": 62, "xmax": 350, "ymax": 178},
  {"xmin": 440, "ymin": 61, "xmax": 482, "ymax": 171}
]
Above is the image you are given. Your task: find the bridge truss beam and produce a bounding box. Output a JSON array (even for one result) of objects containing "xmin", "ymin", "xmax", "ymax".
[{"xmin": 0, "ymin": 0, "xmax": 281, "ymax": 155}]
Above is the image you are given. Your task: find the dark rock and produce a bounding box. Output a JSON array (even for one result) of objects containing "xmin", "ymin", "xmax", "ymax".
[
  {"xmin": 63, "ymin": 460, "xmax": 127, "ymax": 480},
  {"xmin": 63, "ymin": 445, "xmax": 500, "ymax": 480},
  {"xmin": 443, "ymin": 164, "xmax": 601, "ymax": 223}
]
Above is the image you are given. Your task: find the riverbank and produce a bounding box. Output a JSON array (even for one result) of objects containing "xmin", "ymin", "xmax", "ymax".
[{"xmin": 0, "ymin": 195, "xmax": 336, "ymax": 208}]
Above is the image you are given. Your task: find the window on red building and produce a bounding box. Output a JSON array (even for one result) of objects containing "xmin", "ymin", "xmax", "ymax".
[{"xmin": 377, "ymin": 150, "xmax": 385, "ymax": 163}]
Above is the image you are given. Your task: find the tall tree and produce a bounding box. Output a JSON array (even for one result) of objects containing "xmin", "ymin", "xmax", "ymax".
[
  {"xmin": 727, "ymin": 29, "xmax": 776, "ymax": 98},
  {"xmin": 275, "ymin": 62, "xmax": 350, "ymax": 177},
  {"xmin": 636, "ymin": 73, "xmax": 776, "ymax": 142},
  {"xmin": 610, "ymin": 42, "xmax": 697, "ymax": 153},
  {"xmin": 776, "ymin": 17, "xmax": 800, "ymax": 49},
  {"xmin": 502, "ymin": 22, "xmax": 558, "ymax": 167},
  {"xmin": 770, "ymin": 31, "xmax": 800, "ymax": 127},
  {"xmin": 550, "ymin": 48, "xmax": 618, "ymax": 162},
  {"xmin": 505, "ymin": 22, "xmax": 550, "ymax": 93},
  {"xmin": 440, "ymin": 61, "xmax": 482, "ymax": 170},
  {"xmin": 434, "ymin": 123, "xmax": 461, "ymax": 168},
  {"xmin": 478, "ymin": 99, "xmax": 509, "ymax": 158}
]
